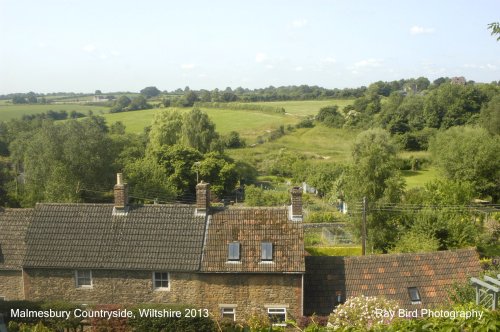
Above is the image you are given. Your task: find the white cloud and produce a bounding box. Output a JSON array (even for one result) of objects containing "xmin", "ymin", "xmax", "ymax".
[
  {"xmin": 294, "ymin": 66, "xmax": 303, "ymax": 71},
  {"xmin": 353, "ymin": 58, "xmax": 383, "ymax": 68},
  {"xmin": 410, "ymin": 26, "xmax": 435, "ymax": 35},
  {"xmin": 322, "ymin": 57, "xmax": 337, "ymax": 64},
  {"xmin": 266, "ymin": 64, "xmax": 274, "ymax": 69},
  {"xmin": 463, "ymin": 63, "xmax": 498, "ymax": 70},
  {"xmin": 255, "ymin": 52, "xmax": 267, "ymax": 63},
  {"xmin": 292, "ymin": 19, "xmax": 308, "ymax": 28},
  {"xmin": 181, "ymin": 63, "xmax": 196, "ymax": 70},
  {"xmin": 82, "ymin": 44, "xmax": 96, "ymax": 53}
]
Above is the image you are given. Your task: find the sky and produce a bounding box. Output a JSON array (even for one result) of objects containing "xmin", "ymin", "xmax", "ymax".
[{"xmin": 0, "ymin": 0, "xmax": 499, "ymax": 94}]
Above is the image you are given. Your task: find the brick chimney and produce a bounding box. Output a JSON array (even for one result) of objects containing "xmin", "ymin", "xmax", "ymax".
[
  {"xmin": 196, "ymin": 181, "xmax": 210, "ymax": 216},
  {"xmin": 114, "ymin": 173, "xmax": 128, "ymax": 210},
  {"xmin": 289, "ymin": 186, "xmax": 303, "ymax": 221}
]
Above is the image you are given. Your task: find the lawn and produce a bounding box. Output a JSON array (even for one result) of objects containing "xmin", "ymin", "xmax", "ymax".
[
  {"xmin": 102, "ymin": 106, "xmax": 298, "ymax": 137},
  {"xmin": 401, "ymin": 167, "xmax": 441, "ymax": 189}
]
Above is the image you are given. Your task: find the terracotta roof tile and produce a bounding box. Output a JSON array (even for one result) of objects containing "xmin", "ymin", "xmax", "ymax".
[
  {"xmin": 201, "ymin": 207, "xmax": 305, "ymax": 273},
  {"xmin": 304, "ymin": 248, "xmax": 482, "ymax": 315}
]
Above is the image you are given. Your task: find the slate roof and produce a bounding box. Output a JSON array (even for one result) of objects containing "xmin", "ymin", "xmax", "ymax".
[
  {"xmin": 23, "ymin": 203, "xmax": 206, "ymax": 271},
  {"xmin": 201, "ymin": 207, "xmax": 305, "ymax": 273},
  {"xmin": 304, "ymin": 248, "xmax": 482, "ymax": 315},
  {"xmin": 0, "ymin": 208, "xmax": 33, "ymax": 270}
]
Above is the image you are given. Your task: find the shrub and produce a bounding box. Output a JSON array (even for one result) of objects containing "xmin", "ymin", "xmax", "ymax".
[
  {"xmin": 305, "ymin": 247, "xmax": 362, "ymax": 256},
  {"xmin": 328, "ymin": 295, "xmax": 399, "ymax": 330}
]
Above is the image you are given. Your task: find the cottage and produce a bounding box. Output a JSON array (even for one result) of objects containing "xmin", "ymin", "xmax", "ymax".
[
  {"xmin": 0, "ymin": 174, "xmax": 484, "ymax": 324},
  {"xmin": 304, "ymin": 249, "xmax": 482, "ymax": 315},
  {"xmin": 1, "ymin": 175, "xmax": 305, "ymax": 324}
]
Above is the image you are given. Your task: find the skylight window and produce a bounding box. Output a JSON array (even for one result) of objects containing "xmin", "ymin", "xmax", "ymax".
[{"xmin": 408, "ymin": 287, "xmax": 421, "ymax": 304}]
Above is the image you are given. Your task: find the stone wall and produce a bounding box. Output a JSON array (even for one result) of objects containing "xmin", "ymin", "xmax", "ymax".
[
  {"xmin": 0, "ymin": 270, "xmax": 24, "ymax": 300},
  {"xmin": 23, "ymin": 269, "xmax": 303, "ymax": 320}
]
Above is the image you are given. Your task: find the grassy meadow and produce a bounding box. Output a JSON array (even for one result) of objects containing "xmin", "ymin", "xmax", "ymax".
[
  {"xmin": 0, "ymin": 98, "xmax": 441, "ymax": 188},
  {"xmin": 0, "ymin": 103, "xmax": 109, "ymax": 121}
]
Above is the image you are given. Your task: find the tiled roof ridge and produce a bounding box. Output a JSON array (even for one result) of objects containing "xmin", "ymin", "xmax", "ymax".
[
  {"xmin": 345, "ymin": 247, "xmax": 478, "ymax": 261},
  {"xmin": 218, "ymin": 206, "xmax": 287, "ymax": 210},
  {"xmin": 34, "ymin": 202, "xmax": 194, "ymax": 207}
]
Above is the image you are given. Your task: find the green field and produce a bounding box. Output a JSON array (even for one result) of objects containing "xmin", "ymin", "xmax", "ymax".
[
  {"xmin": 249, "ymin": 99, "xmax": 353, "ymax": 117},
  {"xmin": 0, "ymin": 103, "xmax": 109, "ymax": 121},
  {"xmin": 0, "ymin": 98, "xmax": 442, "ymax": 188}
]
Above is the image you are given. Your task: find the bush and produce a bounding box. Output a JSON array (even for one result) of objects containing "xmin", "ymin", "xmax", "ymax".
[
  {"xmin": 305, "ymin": 247, "xmax": 362, "ymax": 256},
  {"xmin": 295, "ymin": 117, "xmax": 315, "ymax": 128},
  {"xmin": 329, "ymin": 295, "xmax": 399, "ymax": 330},
  {"xmin": 128, "ymin": 304, "xmax": 215, "ymax": 332},
  {"xmin": 244, "ymin": 185, "xmax": 289, "ymax": 206}
]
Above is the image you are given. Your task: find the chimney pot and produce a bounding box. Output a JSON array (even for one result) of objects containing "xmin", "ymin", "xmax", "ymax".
[
  {"xmin": 196, "ymin": 181, "xmax": 210, "ymax": 216},
  {"xmin": 114, "ymin": 173, "xmax": 128, "ymax": 210},
  {"xmin": 290, "ymin": 186, "xmax": 303, "ymax": 221}
]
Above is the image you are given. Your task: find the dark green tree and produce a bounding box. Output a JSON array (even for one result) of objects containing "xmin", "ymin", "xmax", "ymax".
[{"xmin": 140, "ymin": 86, "xmax": 161, "ymax": 98}]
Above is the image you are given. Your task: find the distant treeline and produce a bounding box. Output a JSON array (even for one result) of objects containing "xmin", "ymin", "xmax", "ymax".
[
  {"xmin": 193, "ymin": 102, "xmax": 285, "ymax": 114},
  {"xmin": 22, "ymin": 110, "xmax": 86, "ymax": 121}
]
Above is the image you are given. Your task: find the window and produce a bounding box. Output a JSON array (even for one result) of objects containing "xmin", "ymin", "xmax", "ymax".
[
  {"xmin": 75, "ymin": 270, "xmax": 92, "ymax": 288},
  {"xmin": 221, "ymin": 307, "xmax": 236, "ymax": 321},
  {"xmin": 267, "ymin": 308, "xmax": 286, "ymax": 326},
  {"xmin": 261, "ymin": 242, "xmax": 273, "ymax": 261},
  {"xmin": 228, "ymin": 242, "xmax": 240, "ymax": 261},
  {"xmin": 153, "ymin": 272, "xmax": 170, "ymax": 290},
  {"xmin": 408, "ymin": 287, "xmax": 421, "ymax": 304},
  {"xmin": 0, "ymin": 296, "xmax": 5, "ymax": 301}
]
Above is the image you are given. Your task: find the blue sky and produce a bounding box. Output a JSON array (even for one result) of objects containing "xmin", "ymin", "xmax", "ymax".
[{"xmin": 0, "ymin": 0, "xmax": 499, "ymax": 94}]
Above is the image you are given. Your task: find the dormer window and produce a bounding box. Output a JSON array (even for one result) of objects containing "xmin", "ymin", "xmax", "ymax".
[
  {"xmin": 408, "ymin": 287, "xmax": 421, "ymax": 304},
  {"xmin": 228, "ymin": 242, "xmax": 240, "ymax": 261},
  {"xmin": 261, "ymin": 242, "xmax": 273, "ymax": 261}
]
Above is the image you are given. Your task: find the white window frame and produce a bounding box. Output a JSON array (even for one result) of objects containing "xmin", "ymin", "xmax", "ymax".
[
  {"xmin": 228, "ymin": 242, "xmax": 240, "ymax": 261},
  {"xmin": 221, "ymin": 307, "xmax": 236, "ymax": 321},
  {"xmin": 75, "ymin": 270, "xmax": 93, "ymax": 288},
  {"xmin": 153, "ymin": 272, "xmax": 170, "ymax": 291},
  {"xmin": 267, "ymin": 307, "xmax": 287, "ymax": 326},
  {"xmin": 261, "ymin": 242, "xmax": 273, "ymax": 261}
]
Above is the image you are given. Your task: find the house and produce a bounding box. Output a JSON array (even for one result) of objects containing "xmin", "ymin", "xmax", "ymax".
[
  {"xmin": 0, "ymin": 208, "xmax": 32, "ymax": 301},
  {"xmin": 0, "ymin": 174, "xmax": 484, "ymax": 324},
  {"xmin": 304, "ymin": 248, "xmax": 482, "ymax": 315},
  {"xmin": 1, "ymin": 175, "xmax": 305, "ymax": 325}
]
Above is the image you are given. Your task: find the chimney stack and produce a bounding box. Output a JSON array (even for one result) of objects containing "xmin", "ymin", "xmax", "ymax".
[
  {"xmin": 289, "ymin": 186, "xmax": 303, "ymax": 221},
  {"xmin": 114, "ymin": 173, "xmax": 128, "ymax": 210},
  {"xmin": 196, "ymin": 181, "xmax": 210, "ymax": 216}
]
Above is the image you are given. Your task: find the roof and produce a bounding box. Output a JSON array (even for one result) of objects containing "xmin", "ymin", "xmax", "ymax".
[
  {"xmin": 0, "ymin": 208, "xmax": 33, "ymax": 270},
  {"xmin": 23, "ymin": 203, "xmax": 207, "ymax": 271},
  {"xmin": 201, "ymin": 207, "xmax": 305, "ymax": 273},
  {"xmin": 304, "ymin": 248, "xmax": 482, "ymax": 315}
]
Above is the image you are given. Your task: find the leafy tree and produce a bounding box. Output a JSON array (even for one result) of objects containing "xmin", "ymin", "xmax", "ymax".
[
  {"xmin": 12, "ymin": 117, "xmax": 116, "ymax": 205},
  {"xmin": 315, "ymin": 106, "xmax": 345, "ymax": 128},
  {"xmin": 129, "ymin": 95, "xmax": 151, "ymax": 110},
  {"xmin": 429, "ymin": 126, "xmax": 500, "ymax": 201},
  {"xmin": 423, "ymin": 83, "xmax": 487, "ymax": 128},
  {"xmin": 181, "ymin": 108, "xmax": 220, "ymax": 153},
  {"xmin": 140, "ymin": 86, "xmax": 161, "ymax": 98},
  {"xmin": 179, "ymin": 90, "xmax": 198, "ymax": 107},
  {"xmin": 197, "ymin": 152, "xmax": 239, "ymax": 196},
  {"xmin": 148, "ymin": 110, "xmax": 184, "ymax": 152},
  {"xmin": 488, "ymin": 22, "xmax": 500, "ymax": 41},
  {"xmin": 480, "ymin": 94, "xmax": 500, "ymax": 135},
  {"xmin": 110, "ymin": 95, "xmax": 131, "ymax": 113},
  {"xmin": 339, "ymin": 129, "xmax": 405, "ymax": 251},
  {"xmin": 224, "ymin": 131, "xmax": 245, "ymax": 148}
]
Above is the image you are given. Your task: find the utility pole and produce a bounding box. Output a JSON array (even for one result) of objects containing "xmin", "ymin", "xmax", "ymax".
[{"xmin": 362, "ymin": 197, "xmax": 367, "ymax": 256}]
